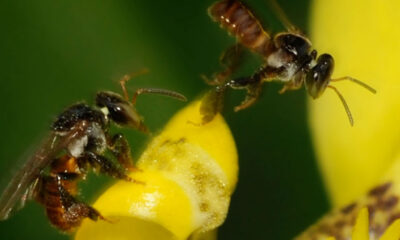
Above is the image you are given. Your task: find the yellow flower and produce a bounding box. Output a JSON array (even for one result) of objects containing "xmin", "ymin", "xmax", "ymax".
[
  {"xmin": 296, "ymin": 163, "xmax": 400, "ymax": 240},
  {"xmin": 300, "ymin": 207, "xmax": 400, "ymax": 240},
  {"xmin": 351, "ymin": 207, "xmax": 400, "ymax": 240},
  {"xmin": 75, "ymin": 100, "xmax": 238, "ymax": 240},
  {"xmin": 309, "ymin": 0, "xmax": 400, "ymax": 207},
  {"xmin": 297, "ymin": 0, "xmax": 400, "ymax": 239}
]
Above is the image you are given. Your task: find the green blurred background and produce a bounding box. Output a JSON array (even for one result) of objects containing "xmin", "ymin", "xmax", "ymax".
[{"xmin": 0, "ymin": 0, "xmax": 329, "ymax": 239}]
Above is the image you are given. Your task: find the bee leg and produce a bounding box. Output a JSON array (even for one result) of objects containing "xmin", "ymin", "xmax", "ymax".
[
  {"xmin": 278, "ymin": 84, "xmax": 290, "ymax": 94},
  {"xmin": 233, "ymin": 83, "xmax": 263, "ymax": 112},
  {"xmin": 220, "ymin": 72, "xmax": 263, "ymax": 112},
  {"xmin": 202, "ymin": 44, "xmax": 244, "ymax": 86},
  {"xmin": 81, "ymin": 152, "xmax": 143, "ymax": 184},
  {"xmin": 119, "ymin": 68, "xmax": 149, "ymax": 101},
  {"xmin": 229, "ymin": 64, "xmax": 292, "ymax": 110},
  {"xmin": 55, "ymin": 175, "xmax": 104, "ymax": 224},
  {"xmin": 199, "ymin": 45, "xmax": 245, "ymax": 124},
  {"xmin": 199, "ymin": 86, "xmax": 226, "ymax": 124},
  {"xmin": 278, "ymin": 82, "xmax": 301, "ymax": 94},
  {"xmin": 278, "ymin": 75, "xmax": 304, "ymax": 94},
  {"xmin": 107, "ymin": 133, "xmax": 137, "ymax": 172},
  {"xmin": 200, "ymin": 72, "xmax": 263, "ymax": 123},
  {"xmin": 226, "ymin": 71, "xmax": 261, "ymax": 89}
]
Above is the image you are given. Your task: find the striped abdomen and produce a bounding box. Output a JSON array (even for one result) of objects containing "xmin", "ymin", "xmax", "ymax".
[
  {"xmin": 209, "ymin": 0, "xmax": 273, "ymax": 56},
  {"xmin": 40, "ymin": 176, "xmax": 79, "ymax": 231},
  {"xmin": 35, "ymin": 156, "xmax": 83, "ymax": 231}
]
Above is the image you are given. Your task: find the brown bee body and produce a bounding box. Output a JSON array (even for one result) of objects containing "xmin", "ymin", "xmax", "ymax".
[
  {"xmin": 202, "ymin": 0, "xmax": 376, "ymax": 125},
  {"xmin": 209, "ymin": 0, "xmax": 272, "ymax": 56},
  {"xmin": 41, "ymin": 177, "xmax": 81, "ymax": 232},
  {"xmin": 34, "ymin": 156, "xmax": 96, "ymax": 232},
  {"xmin": 0, "ymin": 74, "xmax": 186, "ymax": 231}
]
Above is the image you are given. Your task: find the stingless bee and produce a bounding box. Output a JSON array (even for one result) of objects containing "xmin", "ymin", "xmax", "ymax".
[
  {"xmin": 0, "ymin": 73, "xmax": 186, "ymax": 231},
  {"xmin": 201, "ymin": 0, "xmax": 376, "ymax": 125}
]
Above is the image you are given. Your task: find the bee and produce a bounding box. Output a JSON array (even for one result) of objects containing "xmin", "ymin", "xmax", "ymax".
[
  {"xmin": 0, "ymin": 73, "xmax": 187, "ymax": 232},
  {"xmin": 201, "ymin": 0, "xmax": 376, "ymax": 125}
]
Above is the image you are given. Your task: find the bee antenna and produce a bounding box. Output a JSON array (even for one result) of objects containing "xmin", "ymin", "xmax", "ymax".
[
  {"xmin": 327, "ymin": 85, "xmax": 354, "ymax": 126},
  {"xmin": 131, "ymin": 88, "xmax": 187, "ymax": 105},
  {"xmin": 331, "ymin": 76, "xmax": 377, "ymax": 94},
  {"xmin": 268, "ymin": 0, "xmax": 299, "ymax": 33},
  {"xmin": 119, "ymin": 68, "xmax": 150, "ymax": 101}
]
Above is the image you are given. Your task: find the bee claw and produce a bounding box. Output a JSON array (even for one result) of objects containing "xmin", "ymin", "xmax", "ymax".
[
  {"xmin": 124, "ymin": 176, "xmax": 145, "ymax": 185},
  {"xmin": 99, "ymin": 215, "xmax": 118, "ymax": 224},
  {"xmin": 125, "ymin": 166, "xmax": 143, "ymax": 173}
]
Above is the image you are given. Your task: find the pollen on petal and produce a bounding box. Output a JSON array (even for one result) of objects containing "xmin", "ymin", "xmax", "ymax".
[{"xmin": 75, "ymin": 100, "xmax": 238, "ymax": 240}]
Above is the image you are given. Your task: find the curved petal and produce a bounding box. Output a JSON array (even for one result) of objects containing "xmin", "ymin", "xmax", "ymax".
[
  {"xmin": 309, "ymin": 0, "xmax": 400, "ymax": 207},
  {"xmin": 75, "ymin": 100, "xmax": 238, "ymax": 240}
]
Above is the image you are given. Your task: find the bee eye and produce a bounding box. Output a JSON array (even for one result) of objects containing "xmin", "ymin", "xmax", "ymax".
[
  {"xmin": 313, "ymin": 71, "xmax": 319, "ymax": 81},
  {"xmin": 96, "ymin": 91, "xmax": 143, "ymax": 129},
  {"xmin": 305, "ymin": 54, "xmax": 334, "ymax": 99},
  {"xmin": 107, "ymin": 103, "xmax": 127, "ymax": 123}
]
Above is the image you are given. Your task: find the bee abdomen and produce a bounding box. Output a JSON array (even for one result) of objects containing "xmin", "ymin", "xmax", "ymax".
[
  {"xmin": 40, "ymin": 174, "xmax": 81, "ymax": 231},
  {"xmin": 42, "ymin": 179, "xmax": 74, "ymax": 231},
  {"xmin": 209, "ymin": 0, "xmax": 272, "ymax": 56},
  {"xmin": 46, "ymin": 207, "xmax": 71, "ymax": 231}
]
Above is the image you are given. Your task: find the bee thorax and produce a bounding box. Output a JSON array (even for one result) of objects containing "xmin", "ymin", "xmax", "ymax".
[
  {"xmin": 267, "ymin": 49, "xmax": 287, "ymax": 68},
  {"xmin": 68, "ymin": 136, "xmax": 88, "ymax": 158},
  {"xmin": 87, "ymin": 123, "xmax": 107, "ymax": 153},
  {"xmin": 267, "ymin": 50, "xmax": 299, "ymax": 82}
]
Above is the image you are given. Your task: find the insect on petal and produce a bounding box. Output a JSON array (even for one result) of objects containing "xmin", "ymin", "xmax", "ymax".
[{"xmin": 75, "ymin": 99, "xmax": 238, "ymax": 240}]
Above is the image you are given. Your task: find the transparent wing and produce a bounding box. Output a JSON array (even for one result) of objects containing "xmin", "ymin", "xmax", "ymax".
[
  {"xmin": 268, "ymin": 0, "xmax": 304, "ymax": 35},
  {"xmin": 0, "ymin": 121, "xmax": 89, "ymax": 220},
  {"xmin": 0, "ymin": 132, "xmax": 59, "ymax": 220}
]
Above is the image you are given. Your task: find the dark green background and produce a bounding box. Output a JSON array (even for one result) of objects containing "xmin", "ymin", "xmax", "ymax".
[{"xmin": 0, "ymin": 0, "xmax": 329, "ymax": 239}]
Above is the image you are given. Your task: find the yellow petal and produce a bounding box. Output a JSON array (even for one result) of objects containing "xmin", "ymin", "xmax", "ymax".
[
  {"xmin": 75, "ymin": 100, "xmax": 238, "ymax": 240},
  {"xmin": 309, "ymin": 0, "xmax": 400, "ymax": 207},
  {"xmin": 379, "ymin": 219, "xmax": 400, "ymax": 240},
  {"xmin": 296, "ymin": 158, "xmax": 400, "ymax": 240},
  {"xmin": 352, "ymin": 208, "xmax": 369, "ymax": 240}
]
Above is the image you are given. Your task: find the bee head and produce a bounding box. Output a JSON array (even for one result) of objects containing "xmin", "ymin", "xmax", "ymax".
[
  {"xmin": 305, "ymin": 54, "xmax": 334, "ymax": 99},
  {"xmin": 95, "ymin": 91, "xmax": 148, "ymax": 132}
]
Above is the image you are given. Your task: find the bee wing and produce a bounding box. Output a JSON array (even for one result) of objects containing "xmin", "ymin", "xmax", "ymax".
[
  {"xmin": 0, "ymin": 121, "xmax": 89, "ymax": 220},
  {"xmin": 0, "ymin": 133, "xmax": 60, "ymax": 220},
  {"xmin": 268, "ymin": 0, "xmax": 306, "ymax": 36}
]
